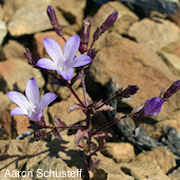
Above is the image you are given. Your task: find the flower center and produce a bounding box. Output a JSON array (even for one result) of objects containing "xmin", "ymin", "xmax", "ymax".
[
  {"xmin": 28, "ymin": 105, "xmax": 37, "ymax": 116},
  {"xmin": 63, "ymin": 60, "xmax": 68, "ymax": 70}
]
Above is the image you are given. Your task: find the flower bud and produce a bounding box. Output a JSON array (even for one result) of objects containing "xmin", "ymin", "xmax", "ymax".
[
  {"xmin": 23, "ymin": 48, "xmax": 37, "ymax": 65},
  {"xmin": 143, "ymin": 97, "xmax": 164, "ymax": 117},
  {"xmin": 79, "ymin": 42, "xmax": 88, "ymax": 54},
  {"xmin": 100, "ymin": 11, "xmax": 118, "ymax": 34},
  {"xmin": 79, "ymin": 17, "xmax": 91, "ymax": 53},
  {"xmin": 47, "ymin": 6, "xmax": 63, "ymax": 37},
  {"xmin": 34, "ymin": 130, "xmax": 46, "ymax": 140},
  {"xmin": 87, "ymin": 48, "xmax": 97, "ymax": 59},
  {"xmin": 93, "ymin": 27, "xmax": 101, "ymax": 41},
  {"xmin": 121, "ymin": 85, "xmax": 139, "ymax": 98},
  {"xmin": 163, "ymin": 80, "xmax": 180, "ymax": 100}
]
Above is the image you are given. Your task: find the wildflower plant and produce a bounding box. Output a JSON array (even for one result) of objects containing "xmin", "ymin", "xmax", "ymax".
[{"xmin": 7, "ymin": 5, "xmax": 180, "ymax": 179}]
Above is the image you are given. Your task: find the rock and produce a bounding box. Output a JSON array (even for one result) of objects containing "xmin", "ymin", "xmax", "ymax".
[
  {"xmin": 102, "ymin": 142, "xmax": 135, "ymax": 163},
  {"xmin": 25, "ymin": 134, "xmax": 86, "ymax": 179},
  {"xmin": 128, "ymin": 18, "xmax": 180, "ymax": 52},
  {"xmin": 8, "ymin": 0, "xmax": 52, "ymax": 36},
  {"xmin": 0, "ymin": 59, "xmax": 45, "ymax": 93},
  {"xmin": 120, "ymin": 160, "xmax": 171, "ymax": 180},
  {"xmin": 168, "ymin": 3, "xmax": 180, "ymax": 27},
  {"xmin": 52, "ymin": 0, "xmax": 86, "ymax": 31},
  {"xmin": 0, "ymin": 20, "xmax": 7, "ymax": 46},
  {"xmin": 0, "ymin": 127, "xmax": 8, "ymax": 140},
  {"xmin": 92, "ymin": 151, "xmax": 134, "ymax": 179},
  {"xmin": 33, "ymin": 31, "xmax": 70, "ymax": 58},
  {"xmin": 90, "ymin": 1, "xmax": 139, "ymax": 50},
  {"xmin": 0, "ymin": 91, "xmax": 12, "ymax": 115},
  {"xmin": 2, "ymin": 40, "xmax": 26, "ymax": 61},
  {"xmin": 10, "ymin": 104, "xmax": 31, "ymax": 137},
  {"xmin": 0, "ymin": 138, "xmax": 30, "ymax": 179},
  {"xmin": 161, "ymin": 39, "xmax": 180, "ymax": 58},
  {"xmin": 0, "ymin": 104, "xmax": 31, "ymax": 139},
  {"xmin": 2, "ymin": 0, "xmax": 34, "ymax": 22},
  {"xmin": 92, "ymin": 163, "xmax": 134, "ymax": 180},
  {"xmin": 0, "ymin": 4, "xmax": 4, "ymax": 20},
  {"xmin": 157, "ymin": 51, "xmax": 180, "ymax": 76},
  {"xmin": 0, "ymin": 134, "xmax": 87, "ymax": 179},
  {"xmin": 88, "ymin": 32, "xmax": 180, "ymax": 121},
  {"xmin": 168, "ymin": 166, "xmax": 180, "ymax": 180},
  {"xmin": 46, "ymin": 74, "xmax": 81, "ymax": 100},
  {"xmin": 133, "ymin": 147, "xmax": 176, "ymax": 174},
  {"xmin": 32, "ymin": 156, "xmax": 84, "ymax": 180},
  {"xmin": 0, "ymin": 106, "xmax": 17, "ymax": 139},
  {"xmin": 49, "ymin": 88, "xmax": 91, "ymax": 126},
  {"xmin": 120, "ymin": 0, "xmax": 179, "ymax": 14}
]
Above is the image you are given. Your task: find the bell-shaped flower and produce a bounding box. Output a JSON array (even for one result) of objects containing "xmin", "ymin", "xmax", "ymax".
[
  {"xmin": 7, "ymin": 78, "xmax": 57, "ymax": 122},
  {"xmin": 143, "ymin": 97, "xmax": 164, "ymax": 117},
  {"xmin": 36, "ymin": 35, "xmax": 92, "ymax": 81}
]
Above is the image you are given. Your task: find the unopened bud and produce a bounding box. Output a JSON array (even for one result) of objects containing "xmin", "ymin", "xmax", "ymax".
[
  {"xmin": 79, "ymin": 17, "xmax": 91, "ymax": 53},
  {"xmin": 93, "ymin": 27, "xmax": 101, "ymax": 41},
  {"xmin": 34, "ymin": 130, "xmax": 46, "ymax": 140},
  {"xmin": 163, "ymin": 80, "xmax": 180, "ymax": 100},
  {"xmin": 100, "ymin": 11, "xmax": 118, "ymax": 34},
  {"xmin": 23, "ymin": 48, "xmax": 37, "ymax": 65},
  {"xmin": 87, "ymin": 48, "xmax": 97, "ymax": 59},
  {"xmin": 79, "ymin": 42, "xmax": 88, "ymax": 54},
  {"xmin": 121, "ymin": 85, "xmax": 139, "ymax": 98},
  {"xmin": 47, "ymin": 6, "xmax": 63, "ymax": 37}
]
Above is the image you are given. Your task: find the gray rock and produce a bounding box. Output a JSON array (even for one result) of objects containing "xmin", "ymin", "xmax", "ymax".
[{"xmin": 168, "ymin": 167, "xmax": 180, "ymax": 180}]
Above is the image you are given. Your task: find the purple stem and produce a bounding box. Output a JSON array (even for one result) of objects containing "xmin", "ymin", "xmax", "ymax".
[
  {"xmin": 81, "ymin": 68, "xmax": 88, "ymax": 108},
  {"xmin": 34, "ymin": 65, "xmax": 86, "ymax": 109},
  {"xmin": 95, "ymin": 93, "xmax": 122, "ymax": 111},
  {"xmin": 91, "ymin": 114, "xmax": 128, "ymax": 137},
  {"xmin": 42, "ymin": 124, "xmax": 84, "ymax": 130}
]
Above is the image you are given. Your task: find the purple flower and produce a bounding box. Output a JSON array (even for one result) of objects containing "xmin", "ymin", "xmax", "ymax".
[
  {"xmin": 143, "ymin": 97, "xmax": 164, "ymax": 117},
  {"xmin": 36, "ymin": 35, "xmax": 92, "ymax": 81},
  {"xmin": 7, "ymin": 78, "xmax": 57, "ymax": 122}
]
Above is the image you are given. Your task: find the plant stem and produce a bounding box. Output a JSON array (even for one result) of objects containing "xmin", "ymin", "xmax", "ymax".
[
  {"xmin": 35, "ymin": 66, "xmax": 86, "ymax": 109},
  {"xmin": 66, "ymin": 81, "xmax": 86, "ymax": 108},
  {"xmin": 81, "ymin": 68, "xmax": 88, "ymax": 108},
  {"xmin": 95, "ymin": 93, "xmax": 122, "ymax": 111},
  {"xmin": 91, "ymin": 114, "xmax": 128, "ymax": 137},
  {"xmin": 43, "ymin": 124, "xmax": 84, "ymax": 130}
]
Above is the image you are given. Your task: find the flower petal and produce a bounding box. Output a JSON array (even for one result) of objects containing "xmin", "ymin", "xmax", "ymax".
[
  {"xmin": 69, "ymin": 54, "xmax": 92, "ymax": 68},
  {"xmin": 25, "ymin": 78, "xmax": 40, "ymax": 107},
  {"xmin": 43, "ymin": 37, "xmax": 63, "ymax": 66},
  {"xmin": 64, "ymin": 35, "xmax": 80, "ymax": 62},
  {"xmin": 57, "ymin": 68, "xmax": 74, "ymax": 81},
  {"xmin": 39, "ymin": 92, "xmax": 57, "ymax": 110},
  {"xmin": 36, "ymin": 58, "xmax": 57, "ymax": 70},
  {"xmin": 7, "ymin": 91, "xmax": 30, "ymax": 114},
  {"xmin": 10, "ymin": 107, "xmax": 27, "ymax": 116}
]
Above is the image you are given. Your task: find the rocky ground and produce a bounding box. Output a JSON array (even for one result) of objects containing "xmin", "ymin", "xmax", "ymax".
[{"xmin": 0, "ymin": 0, "xmax": 180, "ymax": 179}]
